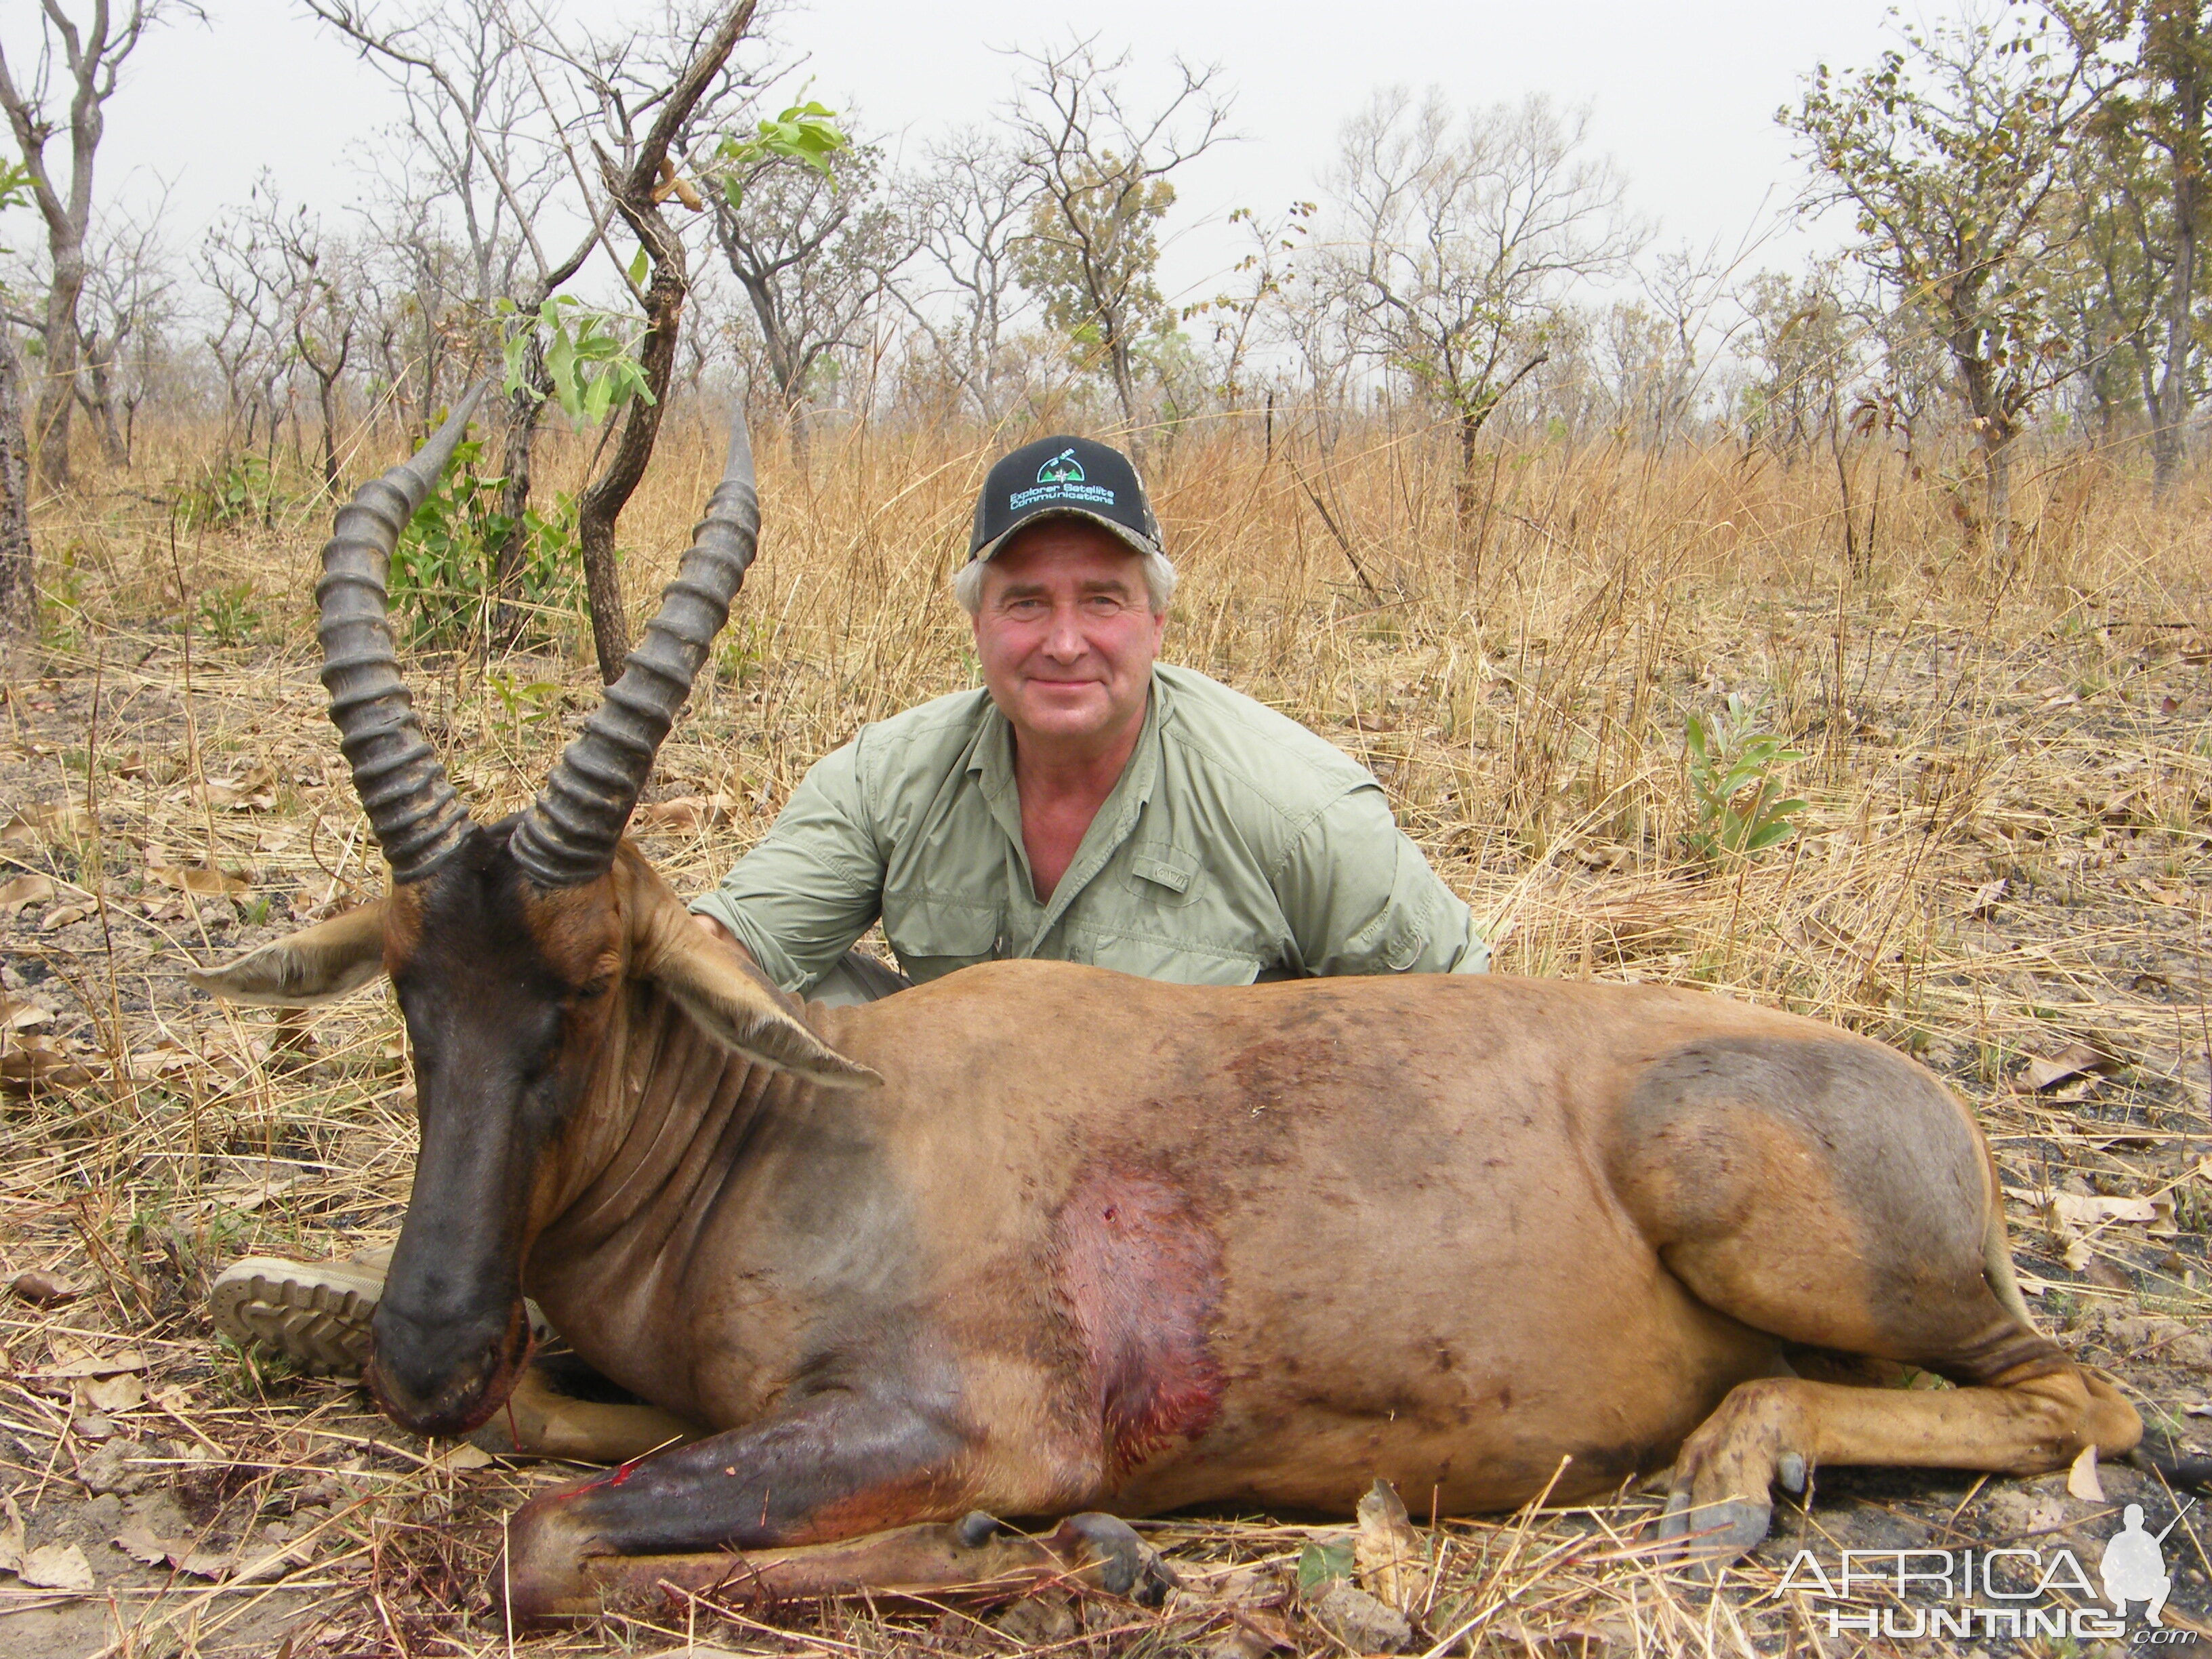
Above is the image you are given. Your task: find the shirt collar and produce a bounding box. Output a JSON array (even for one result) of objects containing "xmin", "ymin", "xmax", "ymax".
[
  {"xmin": 969, "ymin": 665, "xmax": 1171, "ymax": 808},
  {"xmin": 969, "ymin": 669, "xmax": 1169, "ymax": 942}
]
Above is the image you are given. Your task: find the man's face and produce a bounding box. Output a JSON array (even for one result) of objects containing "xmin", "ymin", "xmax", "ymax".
[{"xmin": 972, "ymin": 518, "xmax": 1166, "ymax": 754}]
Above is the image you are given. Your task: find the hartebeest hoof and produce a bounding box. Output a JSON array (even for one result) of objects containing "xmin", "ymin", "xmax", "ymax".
[
  {"xmin": 1656, "ymin": 1490, "xmax": 1774, "ymax": 1570},
  {"xmin": 1045, "ymin": 1513, "xmax": 1178, "ymax": 1603}
]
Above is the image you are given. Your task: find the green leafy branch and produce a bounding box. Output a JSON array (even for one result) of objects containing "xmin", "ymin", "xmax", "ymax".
[
  {"xmin": 1684, "ymin": 694, "xmax": 1809, "ymax": 861},
  {"xmin": 713, "ymin": 102, "xmax": 851, "ymax": 211},
  {"xmin": 498, "ymin": 295, "xmax": 657, "ymax": 429}
]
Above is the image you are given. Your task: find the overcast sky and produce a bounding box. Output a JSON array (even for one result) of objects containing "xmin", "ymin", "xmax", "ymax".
[{"xmin": 7, "ymin": 0, "xmax": 1904, "ymax": 310}]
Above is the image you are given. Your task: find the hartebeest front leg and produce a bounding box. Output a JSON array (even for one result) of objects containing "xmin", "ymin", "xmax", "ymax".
[{"xmin": 500, "ymin": 1391, "xmax": 1165, "ymax": 1624}]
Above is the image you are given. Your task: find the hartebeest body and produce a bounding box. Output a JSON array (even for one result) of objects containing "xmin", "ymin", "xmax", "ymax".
[{"xmin": 193, "ymin": 398, "xmax": 2139, "ymax": 1624}]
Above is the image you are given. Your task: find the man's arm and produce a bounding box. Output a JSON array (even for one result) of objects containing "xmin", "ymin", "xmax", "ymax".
[
  {"xmin": 687, "ymin": 739, "xmax": 888, "ymax": 994},
  {"xmin": 1271, "ymin": 785, "xmax": 1488, "ymax": 977}
]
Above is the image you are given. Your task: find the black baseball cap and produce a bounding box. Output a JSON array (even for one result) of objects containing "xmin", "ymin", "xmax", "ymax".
[{"xmin": 968, "ymin": 434, "xmax": 1164, "ymax": 564}]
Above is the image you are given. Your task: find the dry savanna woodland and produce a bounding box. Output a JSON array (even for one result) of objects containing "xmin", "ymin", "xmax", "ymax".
[{"xmin": 1, "ymin": 0, "xmax": 2211, "ymax": 1654}]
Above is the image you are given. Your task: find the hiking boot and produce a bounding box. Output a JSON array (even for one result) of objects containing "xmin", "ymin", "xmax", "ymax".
[{"xmin": 210, "ymin": 1246, "xmax": 551, "ymax": 1378}]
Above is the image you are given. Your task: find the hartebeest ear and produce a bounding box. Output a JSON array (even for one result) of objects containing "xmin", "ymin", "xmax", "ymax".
[
  {"xmin": 186, "ymin": 901, "xmax": 389, "ymax": 1006},
  {"xmin": 648, "ymin": 926, "xmax": 881, "ymax": 1089}
]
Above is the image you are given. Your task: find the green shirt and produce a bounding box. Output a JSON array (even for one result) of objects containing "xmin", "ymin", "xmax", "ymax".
[{"xmin": 691, "ymin": 663, "xmax": 1488, "ymax": 992}]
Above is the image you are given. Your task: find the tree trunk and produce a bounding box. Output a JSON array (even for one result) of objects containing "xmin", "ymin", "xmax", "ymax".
[
  {"xmin": 2152, "ymin": 6, "xmax": 2205, "ymax": 497},
  {"xmin": 491, "ymin": 358, "xmax": 550, "ymax": 650},
  {"xmin": 316, "ymin": 371, "xmax": 343, "ymax": 493},
  {"xmin": 573, "ymin": 0, "xmax": 756, "ymax": 679},
  {"xmin": 79, "ymin": 332, "xmax": 128, "ymax": 466},
  {"xmin": 577, "ymin": 254, "xmax": 685, "ymax": 682},
  {"xmin": 1984, "ymin": 428, "xmax": 2013, "ymax": 571},
  {"xmin": 0, "ymin": 337, "xmax": 37, "ymax": 636},
  {"xmin": 1106, "ymin": 329, "xmax": 1139, "ymax": 436},
  {"xmin": 33, "ymin": 233, "xmax": 84, "ymax": 489}
]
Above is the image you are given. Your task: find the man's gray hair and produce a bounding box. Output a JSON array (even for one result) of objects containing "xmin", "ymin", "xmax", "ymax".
[{"xmin": 954, "ymin": 543, "xmax": 1178, "ymax": 618}]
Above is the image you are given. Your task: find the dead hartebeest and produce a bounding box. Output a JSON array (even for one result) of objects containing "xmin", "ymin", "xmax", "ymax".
[{"xmin": 190, "ymin": 393, "xmax": 2141, "ymax": 1624}]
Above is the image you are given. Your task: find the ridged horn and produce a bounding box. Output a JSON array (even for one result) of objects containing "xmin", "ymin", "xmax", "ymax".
[
  {"xmin": 316, "ymin": 384, "xmax": 488, "ymax": 883},
  {"xmin": 509, "ymin": 410, "xmax": 760, "ymax": 887}
]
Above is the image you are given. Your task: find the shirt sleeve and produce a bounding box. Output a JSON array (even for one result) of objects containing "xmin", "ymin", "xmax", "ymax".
[
  {"xmin": 1271, "ymin": 785, "xmax": 1489, "ymax": 977},
  {"xmin": 687, "ymin": 737, "xmax": 886, "ymax": 994}
]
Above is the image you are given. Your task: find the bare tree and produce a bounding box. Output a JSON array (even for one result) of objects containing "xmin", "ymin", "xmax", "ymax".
[
  {"xmin": 201, "ymin": 203, "xmax": 289, "ymax": 458},
  {"xmin": 268, "ymin": 203, "xmax": 360, "ymax": 492},
  {"xmin": 1183, "ymin": 201, "xmax": 1312, "ymax": 415},
  {"xmin": 1006, "ymin": 38, "xmax": 1231, "ymax": 432},
  {"xmin": 72, "ymin": 201, "xmax": 172, "ymax": 466},
  {"xmin": 899, "ymin": 133, "xmax": 1035, "ymax": 422},
  {"xmin": 0, "ymin": 0, "xmax": 198, "ymax": 487},
  {"xmin": 1322, "ymin": 89, "xmax": 1643, "ymax": 503},
  {"xmin": 306, "ymin": 0, "xmax": 608, "ymax": 642},
  {"xmin": 713, "ymin": 136, "xmax": 914, "ymax": 457}
]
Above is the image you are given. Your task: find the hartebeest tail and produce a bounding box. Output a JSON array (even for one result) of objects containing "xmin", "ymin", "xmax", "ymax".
[{"xmin": 190, "ymin": 402, "xmax": 2147, "ymax": 1631}]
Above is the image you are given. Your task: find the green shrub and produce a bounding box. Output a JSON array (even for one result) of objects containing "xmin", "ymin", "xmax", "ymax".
[
  {"xmin": 1684, "ymin": 694, "xmax": 1808, "ymax": 863},
  {"xmin": 389, "ymin": 436, "xmax": 579, "ymax": 648}
]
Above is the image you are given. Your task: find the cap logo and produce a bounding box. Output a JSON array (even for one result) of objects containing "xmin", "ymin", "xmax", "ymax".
[{"xmin": 1008, "ymin": 445, "xmax": 1118, "ymax": 514}]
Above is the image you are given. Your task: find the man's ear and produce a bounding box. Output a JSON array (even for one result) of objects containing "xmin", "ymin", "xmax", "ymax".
[
  {"xmin": 186, "ymin": 901, "xmax": 389, "ymax": 1006},
  {"xmin": 649, "ymin": 924, "xmax": 881, "ymax": 1088}
]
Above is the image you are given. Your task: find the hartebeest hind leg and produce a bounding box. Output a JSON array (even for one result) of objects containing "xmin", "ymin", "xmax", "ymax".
[
  {"xmin": 1660, "ymin": 1364, "xmax": 2138, "ymax": 1555},
  {"xmin": 1610, "ymin": 1034, "xmax": 2143, "ymax": 1558}
]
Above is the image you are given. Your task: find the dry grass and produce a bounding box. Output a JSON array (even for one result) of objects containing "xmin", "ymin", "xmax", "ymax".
[{"xmin": 0, "ymin": 405, "xmax": 2209, "ymax": 1656}]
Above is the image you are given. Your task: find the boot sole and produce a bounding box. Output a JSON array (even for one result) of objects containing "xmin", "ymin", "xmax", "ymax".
[{"xmin": 209, "ymin": 1257, "xmax": 384, "ymax": 1377}]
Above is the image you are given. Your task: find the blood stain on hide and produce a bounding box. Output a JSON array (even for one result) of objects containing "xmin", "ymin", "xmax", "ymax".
[{"xmin": 1054, "ymin": 1163, "xmax": 1225, "ymax": 1478}]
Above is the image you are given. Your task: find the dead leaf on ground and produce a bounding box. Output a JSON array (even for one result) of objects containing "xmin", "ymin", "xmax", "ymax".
[
  {"xmin": 2017, "ymin": 1189, "xmax": 2175, "ymax": 1230},
  {"xmin": 112, "ymin": 1523, "xmax": 234, "ymax": 1580},
  {"xmin": 633, "ymin": 793, "xmax": 737, "ymax": 834},
  {"xmin": 2084, "ymin": 1256, "xmax": 2137, "ymax": 1293},
  {"xmin": 11, "ymin": 1268, "xmax": 82, "ymax": 1305},
  {"xmin": 1967, "ymin": 877, "xmax": 2008, "ymax": 918},
  {"xmin": 148, "ymin": 863, "xmax": 250, "ymax": 899},
  {"xmin": 0, "ymin": 996, "xmax": 54, "ymax": 1031},
  {"xmin": 0, "ymin": 872, "xmax": 56, "ymax": 912},
  {"xmin": 40, "ymin": 902, "xmax": 90, "ymax": 930},
  {"xmin": 200, "ymin": 1158, "xmax": 304, "ymax": 1215},
  {"xmin": 16, "ymin": 1541, "xmax": 94, "ymax": 1592},
  {"xmin": 79, "ymin": 1373, "xmax": 145, "ymax": 1413},
  {"xmin": 2067, "ymin": 1444, "xmax": 2105, "ymax": 1502},
  {"xmin": 1352, "ymin": 1477, "xmax": 1427, "ymax": 1613},
  {"xmin": 41, "ymin": 1342, "xmax": 150, "ymax": 1380},
  {"xmin": 0, "ymin": 1036, "xmax": 98, "ymax": 1094},
  {"xmin": 0, "ymin": 1493, "xmax": 24, "ymax": 1575},
  {"xmin": 200, "ymin": 764, "xmax": 278, "ymax": 811},
  {"xmin": 2018, "ymin": 1042, "xmax": 2122, "ymax": 1092},
  {"xmin": 0, "ymin": 802, "xmax": 95, "ymax": 848}
]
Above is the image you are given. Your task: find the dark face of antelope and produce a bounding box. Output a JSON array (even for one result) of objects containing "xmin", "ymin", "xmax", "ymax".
[
  {"xmin": 185, "ymin": 396, "xmax": 875, "ymax": 1437},
  {"xmin": 366, "ymin": 826, "xmax": 624, "ymax": 1434}
]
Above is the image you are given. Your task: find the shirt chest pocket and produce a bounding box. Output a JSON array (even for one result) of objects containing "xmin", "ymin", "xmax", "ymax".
[
  {"xmin": 884, "ymin": 902, "xmax": 1002, "ymax": 981},
  {"xmin": 1120, "ymin": 840, "xmax": 1205, "ymax": 909}
]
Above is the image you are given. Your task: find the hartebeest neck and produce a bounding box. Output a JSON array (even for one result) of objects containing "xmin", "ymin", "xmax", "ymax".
[{"xmin": 531, "ymin": 975, "xmax": 792, "ymax": 1253}]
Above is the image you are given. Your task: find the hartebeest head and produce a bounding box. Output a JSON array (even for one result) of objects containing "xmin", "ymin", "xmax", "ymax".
[{"xmin": 189, "ymin": 396, "xmax": 875, "ymax": 1437}]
